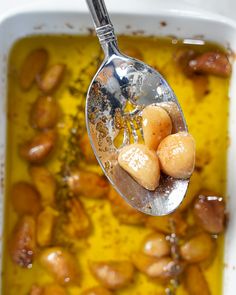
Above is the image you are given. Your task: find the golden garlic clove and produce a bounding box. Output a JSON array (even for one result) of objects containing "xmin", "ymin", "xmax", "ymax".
[
  {"xmin": 193, "ymin": 193, "xmax": 226, "ymax": 234},
  {"xmin": 142, "ymin": 105, "xmax": 172, "ymax": 150},
  {"xmin": 11, "ymin": 182, "xmax": 41, "ymax": 216},
  {"xmin": 132, "ymin": 252, "xmax": 182, "ymax": 281},
  {"xmin": 30, "ymin": 96, "xmax": 60, "ymax": 130},
  {"xmin": 180, "ymin": 233, "xmax": 214, "ymax": 263},
  {"xmin": 38, "ymin": 63, "xmax": 66, "ymax": 93},
  {"xmin": 39, "ymin": 247, "xmax": 79, "ymax": 285},
  {"xmin": 10, "ymin": 215, "xmax": 36, "ymax": 268},
  {"xmin": 89, "ymin": 261, "xmax": 134, "ymax": 290},
  {"xmin": 29, "ymin": 166, "xmax": 57, "ymax": 206},
  {"xmin": 118, "ymin": 143, "xmax": 160, "ymax": 190},
  {"xmin": 67, "ymin": 169, "xmax": 109, "ymax": 199},
  {"xmin": 63, "ymin": 198, "xmax": 91, "ymax": 239},
  {"xmin": 157, "ymin": 132, "xmax": 195, "ymax": 179},
  {"xmin": 19, "ymin": 130, "xmax": 57, "ymax": 164},
  {"xmin": 184, "ymin": 265, "xmax": 211, "ymax": 295},
  {"xmin": 141, "ymin": 232, "xmax": 170, "ymax": 258},
  {"xmin": 19, "ymin": 48, "xmax": 48, "ymax": 91},
  {"xmin": 36, "ymin": 206, "xmax": 58, "ymax": 247},
  {"xmin": 189, "ymin": 51, "xmax": 231, "ymax": 77}
]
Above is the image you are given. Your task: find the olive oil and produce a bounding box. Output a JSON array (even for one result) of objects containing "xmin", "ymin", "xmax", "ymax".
[{"xmin": 2, "ymin": 35, "xmax": 229, "ymax": 295}]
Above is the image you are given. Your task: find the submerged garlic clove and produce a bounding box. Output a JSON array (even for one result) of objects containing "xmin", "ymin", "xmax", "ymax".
[
  {"xmin": 89, "ymin": 261, "xmax": 134, "ymax": 290},
  {"xmin": 180, "ymin": 233, "xmax": 214, "ymax": 263},
  {"xmin": 157, "ymin": 132, "xmax": 195, "ymax": 179},
  {"xmin": 141, "ymin": 232, "xmax": 170, "ymax": 258},
  {"xmin": 39, "ymin": 247, "xmax": 79, "ymax": 285},
  {"xmin": 63, "ymin": 198, "xmax": 91, "ymax": 239},
  {"xmin": 184, "ymin": 265, "xmax": 211, "ymax": 295},
  {"xmin": 118, "ymin": 143, "xmax": 160, "ymax": 190},
  {"xmin": 36, "ymin": 206, "xmax": 58, "ymax": 247},
  {"xmin": 19, "ymin": 130, "xmax": 57, "ymax": 164},
  {"xmin": 19, "ymin": 48, "xmax": 48, "ymax": 91},
  {"xmin": 142, "ymin": 105, "xmax": 172, "ymax": 150},
  {"xmin": 131, "ymin": 252, "xmax": 182, "ymax": 281},
  {"xmin": 10, "ymin": 215, "xmax": 36, "ymax": 268},
  {"xmin": 11, "ymin": 182, "xmax": 41, "ymax": 216},
  {"xmin": 38, "ymin": 63, "xmax": 66, "ymax": 93},
  {"xmin": 193, "ymin": 194, "xmax": 226, "ymax": 234},
  {"xmin": 30, "ymin": 96, "xmax": 60, "ymax": 130},
  {"xmin": 189, "ymin": 51, "xmax": 231, "ymax": 77},
  {"xmin": 29, "ymin": 166, "xmax": 57, "ymax": 206},
  {"xmin": 67, "ymin": 169, "xmax": 109, "ymax": 199}
]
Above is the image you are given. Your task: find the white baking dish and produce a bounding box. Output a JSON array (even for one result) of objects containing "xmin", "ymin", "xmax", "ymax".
[{"xmin": 0, "ymin": 1, "xmax": 236, "ymax": 294}]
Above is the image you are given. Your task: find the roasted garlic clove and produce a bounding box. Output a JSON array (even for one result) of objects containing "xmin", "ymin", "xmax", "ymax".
[
  {"xmin": 67, "ymin": 169, "xmax": 109, "ymax": 199},
  {"xmin": 11, "ymin": 181, "xmax": 41, "ymax": 215},
  {"xmin": 118, "ymin": 143, "xmax": 160, "ymax": 190},
  {"xmin": 10, "ymin": 215, "xmax": 36, "ymax": 268},
  {"xmin": 38, "ymin": 63, "xmax": 66, "ymax": 93},
  {"xmin": 193, "ymin": 193, "xmax": 226, "ymax": 234},
  {"xmin": 19, "ymin": 48, "xmax": 48, "ymax": 90},
  {"xmin": 184, "ymin": 265, "xmax": 211, "ymax": 295},
  {"xmin": 30, "ymin": 96, "xmax": 60, "ymax": 130},
  {"xmin": 180, "ymin": 233, "xmax": 214, "ymax": 263},
  {"xmin": 141, "ymin": 232, "xmax": 170, "ymax": 258},
  {"xmin": 189, "ymin": 51, "xmax": 231, "ymax": 77},
  {"xmin": 142, "ymin": 105, "xmax": 172, "ymax": 150},
  {"xmin": 132, "ymin": 252, "xmax": 182, "ymax": 281},
  {"xmin": 89, "ymin": 261, "xmax": 134, "ymax": 290},
  {"xmin": 39, "ymin": 247, "xmax": 79, "ymax": 285},
  {"xmin": 19, "ymin": 130, "xmax": 57, "ymax": 164},
  {"xmin": 29, "ymin": 166, "xmax": 57, "ymax": 206},
  {"xmin": 157, "ymin": 132, "xmax": 195, "ymax": 179},
  {"xmin": 37, "ymin": 206, "xmax": 58, "ymax": 247},
  {"xmin": 63, "ymin": 198, "xmax": 91, "ymax": 239},
  {"xmin": 108, "ymin": 186, "xmax": 146, "ymax": 225}
]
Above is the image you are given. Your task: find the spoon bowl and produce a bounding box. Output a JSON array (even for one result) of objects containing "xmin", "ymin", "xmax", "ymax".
[{"xmin": 86, "ymin": 0, "xmax": 189, "ymax": 216}]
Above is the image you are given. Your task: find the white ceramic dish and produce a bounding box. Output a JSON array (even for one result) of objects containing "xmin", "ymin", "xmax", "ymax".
[{"xmin": 0, "ymin": 1, "xmax": 236, "ymax": 294}]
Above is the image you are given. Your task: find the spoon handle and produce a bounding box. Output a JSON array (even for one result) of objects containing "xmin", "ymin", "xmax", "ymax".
[{"xmin": 86, "ymin": 0, "xmax": 117, "ymax": 52}]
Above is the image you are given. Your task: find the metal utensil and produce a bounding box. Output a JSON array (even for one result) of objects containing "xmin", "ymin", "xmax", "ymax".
[{"xmin": 85, "ymin": 0, "xmax": 189, "ymax": 216}]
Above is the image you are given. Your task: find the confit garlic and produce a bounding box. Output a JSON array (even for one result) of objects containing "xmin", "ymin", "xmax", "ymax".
[
  {"xmin": 157, "ymin": 132, "xmax": 195, "ymax": 179},
  {"xmin": 118, "ymin": 143, "xmax": 160, "ymax": 191},
  {"xmin": 142, "ymin": 105, "xmax": 172, "ymax": 150},
  {"xmin": 118, "ymin": 104, "xmax": 195, "ymax": 190}
]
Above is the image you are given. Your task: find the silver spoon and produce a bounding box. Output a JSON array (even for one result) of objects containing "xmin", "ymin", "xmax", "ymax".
[{"xmin": 85, "ymin": 0, "xmax": 189, "ymax": 216}]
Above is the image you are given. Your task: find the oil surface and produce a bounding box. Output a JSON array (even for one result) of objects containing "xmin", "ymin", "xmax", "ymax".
[{"xmin": 2, "ymin": 35, "xmax": 229, "ymax": 295}]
